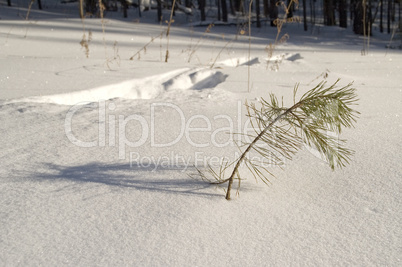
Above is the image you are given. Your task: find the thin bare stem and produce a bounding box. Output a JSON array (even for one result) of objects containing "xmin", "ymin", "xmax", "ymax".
[
  {"xmin": 165, "ymin": 0, "xmax": 177, "ymax": 63},
  {"xmin": 247, "ymin": 0, "xmax": 253, "ymax": 92}
]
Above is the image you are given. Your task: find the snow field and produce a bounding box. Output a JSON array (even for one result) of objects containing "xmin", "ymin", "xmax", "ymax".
[{"xmin": 1, "ymin": 2, "xmax": 401, "ymax": 266}]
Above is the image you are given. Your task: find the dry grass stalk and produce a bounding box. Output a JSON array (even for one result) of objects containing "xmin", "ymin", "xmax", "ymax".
[
  {"xmin": 80, "ymin": 30, "xmax": 92, "ymax": 58},
  {"xmin": 165, "ymin": 0, "xmax": 177, "ymax": 63},
  {"xmin": 130, "ymin": 32, "xmax": 165, "ymax": 61}
]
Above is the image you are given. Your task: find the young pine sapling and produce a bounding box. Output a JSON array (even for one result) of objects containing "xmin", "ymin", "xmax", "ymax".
[{"xmin": 196, "ymin": 79, "xmax": 359, "ymax": 200}]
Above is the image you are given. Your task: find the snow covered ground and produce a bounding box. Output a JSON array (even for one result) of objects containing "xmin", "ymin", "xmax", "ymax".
[{"xmin": 1, "ymin": 1, "xmax": 401, "ymax": 265}]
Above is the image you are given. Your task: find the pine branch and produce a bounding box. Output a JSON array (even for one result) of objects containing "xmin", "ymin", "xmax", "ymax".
[{"xmin": 197, "ymin": 80, "xmax": 359, "ymax": 200}]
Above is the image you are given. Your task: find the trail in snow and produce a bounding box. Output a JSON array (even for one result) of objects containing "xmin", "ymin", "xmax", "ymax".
[
  {"xmin": 265, "ymin": 53, "xmax": 303, "ymax": 62},
  {"xmin": 7, "ymin": 68, "xmax": 227, "ymax": 105}
]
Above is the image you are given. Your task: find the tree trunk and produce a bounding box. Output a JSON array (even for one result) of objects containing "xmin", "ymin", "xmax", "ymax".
[
  {"xmin": 387, "ymin": 0, "xmax": 391, "ymax": 33},
  {"xmin": 221, "ymin": 0, "xmax": 228, "ymax": 22},
  {"xmin": 234, "ymin": 0, "xmax": 240, "ymax": 11},
  {"xmin": 199, "ymin": 0, "xmax": 206, "ymax": 21},
  {"xmin": 256, "ymin": 0, "xmax": 261, "ymax": 27},
  {"xmin": 86, "ymin": 0, "xmax": 96, "ymax": 14},
  {"xmin": 303, "ymin": 0, "xmax": 307, "ymax": 30},
  {"xmin": 353, "ymin": 0, "xmax": 372, "ymax": 35},
  {"xmin": 380, "ymin": 0, "xmax": 383, "ymax": 32},
  {"xmin": 122, "ymin": 0, "xmax": 128, "ymax": 18},
  {"xmin": 339, "ymin": 0, "xmax": 348, "ymax": 28},
  {"xmin": 353, "ymin": 0, "xmax": 365, "ymax": 34},
  {"xmin": 218, "ymin": 0, "xmax": 222, "ymax": 21},
  {"xmin": 235, "ymin": 0, "xmax": 245, "ymax": 13},
  {"xmin": 287, "ymin": 0, "xmax": 294, "ymax": 18},
  {"xmin": 269, "ymin": 0, "xmax": 278, "ymax": 26},
  {"xmin": 391, "ymin": 0, "xmax": 395, "ymax": 22},
  {"xmin": 310, "ymin": 0, "xmax": 316, "ymax": 25},
  {"xmin": 263, "ymin": 0, "xmax": 269, "ymax": 17},
  {"xmin": 368, "ymin": 0, "xmax": 373, "ymax": 34},
  {"xmin": 229, "ymin": 0, "xmax": 236, "ymax": 15},
  {"xmin": 324, "ymin": 0, "xmax": 336, "ymax": 25},
  {"xmin": 399, "ymin": 0, "xmax": 401, "ymax": 28},
  {"xmin": 157, "ymin": 0, "xmax": 162, "ymax": 22}
]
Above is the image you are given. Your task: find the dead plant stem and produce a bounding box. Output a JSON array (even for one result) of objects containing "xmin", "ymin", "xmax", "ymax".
[{"xmin": 165, "ymin": 0, "xmax": 177, "ymax": 62}]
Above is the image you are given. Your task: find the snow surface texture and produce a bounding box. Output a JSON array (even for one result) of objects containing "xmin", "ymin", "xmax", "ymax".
[
  {"xmin": 7, "ymin": 68, "xmax": 227, "ymax": 104},
  {"xmin": 1, "ymin": 1, "xmax": 401, "ymax": 266}
]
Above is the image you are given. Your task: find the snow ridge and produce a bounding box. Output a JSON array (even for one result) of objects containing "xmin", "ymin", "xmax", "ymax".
[{"xmin": 8, "ymin": 68, "xmax": 227, "ymax": 105}]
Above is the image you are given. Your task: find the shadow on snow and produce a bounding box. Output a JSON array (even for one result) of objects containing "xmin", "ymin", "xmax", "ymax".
[{"xmin": 34, "ymin": 162, "xmax": 222, "ymax": 198}]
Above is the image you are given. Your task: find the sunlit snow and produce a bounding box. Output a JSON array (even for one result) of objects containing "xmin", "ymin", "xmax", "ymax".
[{"xmin": 0, "ymin": 1, "xmax": 401, "ymax": 266}]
